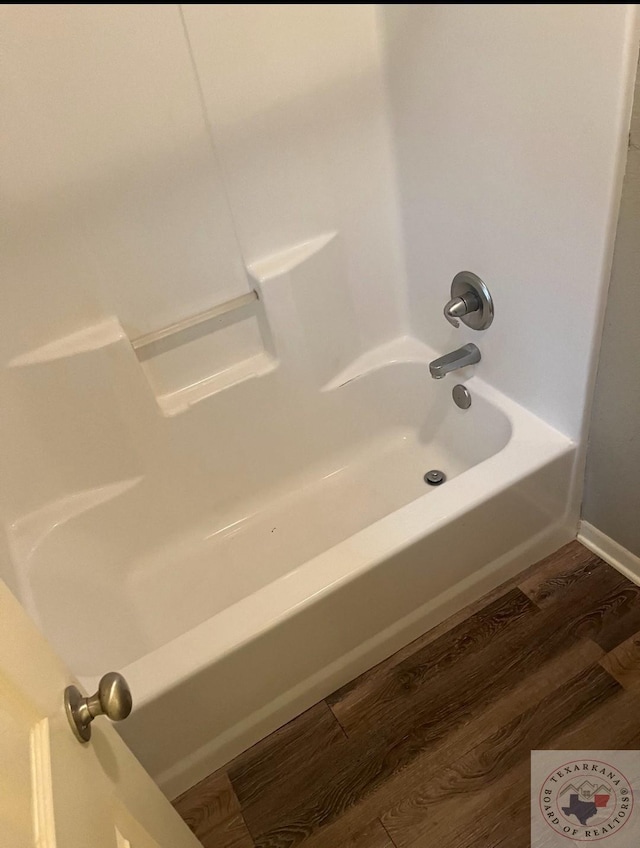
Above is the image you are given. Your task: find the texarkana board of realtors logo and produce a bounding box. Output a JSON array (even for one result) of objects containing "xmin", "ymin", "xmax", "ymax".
[{"xmin": 531, "ymin": 751, "xmax": 639, "ymax": 846}]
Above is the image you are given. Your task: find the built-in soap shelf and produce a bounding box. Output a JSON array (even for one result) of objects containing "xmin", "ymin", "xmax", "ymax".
[
  {"xmin": 151, "ymin": 350, "xmax": 277, "ymax": 417},
  {"xmin": 130, "ymin": 290, "xmax": 260, "ymax": 354},
  {"xmin": 7, "ymin": 230, "xmax": 358, "ymax": 418},
  {"xmin": 131, "ymin": 287, "xmax": 278, "ymax": 416},
  {"xmin": 7, "ymin": 292, "xmax": 278, "ymax": 418}
]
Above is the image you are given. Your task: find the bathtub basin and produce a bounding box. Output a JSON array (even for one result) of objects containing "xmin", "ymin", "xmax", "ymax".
[{"xmin": 20, "ymin": 343, "xmax": 574, "ymax": 797}]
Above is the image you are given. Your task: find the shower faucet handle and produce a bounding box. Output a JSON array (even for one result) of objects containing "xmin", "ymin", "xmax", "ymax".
[
  {"xmin": 443, "ymin": 271, "xmax": 494, "ymax": 331},
  {"xmin": 64, "ymin": 672, "xmax": 133, "ymax": 743},
  {"xmin": 444, "ymin": 292, "xmax": 481, "ymax": 327}
]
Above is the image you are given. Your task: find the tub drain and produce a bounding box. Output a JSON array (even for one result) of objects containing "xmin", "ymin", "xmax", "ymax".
[{"xmin": 424, "ymin": 469, "xmax": 446, "ymax": 486}]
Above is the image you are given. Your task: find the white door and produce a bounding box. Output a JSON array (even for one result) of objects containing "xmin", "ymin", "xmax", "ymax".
[{"xmin": 0, "ymin": 577, "xmax": 201, "ymax": 848}]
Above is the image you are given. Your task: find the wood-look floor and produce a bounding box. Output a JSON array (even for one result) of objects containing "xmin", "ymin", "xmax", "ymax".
[{"xmin": 173, "ymin": 542, "xmax": 640, "ymax": 848}]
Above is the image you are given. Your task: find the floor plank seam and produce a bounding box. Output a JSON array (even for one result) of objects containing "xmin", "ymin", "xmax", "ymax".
[
  {"xmin": 328, "ymin": 701, "xmax": 350, "ymax": 740},
  {"xmin": 516, "ymin": 582, "xmax": 545, "ymax": 611},
  {"xmin": 379, "ymin": 817, "xmax": 398, "ymax": 847},
  {"xmin": 239, "ymin": 808, "xmax": 259, "ymax": 847},
  {"xmin": 240, "ymin": 809, "xmax": 257, "ymax": 848}
]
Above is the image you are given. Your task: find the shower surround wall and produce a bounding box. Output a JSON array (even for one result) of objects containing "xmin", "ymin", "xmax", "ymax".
[
  {"xmin": 382, "ymin": 4, "xmax": 637, "ymax": 443},
  {"xmin": 180, "ymin": 4, "xmax": 408, "ymax": 345},
  {"xmin": 1, "ymin": 4, "xmax": 638, "ymax": 795}
]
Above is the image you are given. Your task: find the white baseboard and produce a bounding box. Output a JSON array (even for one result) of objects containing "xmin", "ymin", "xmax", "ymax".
[{"xmin": 578, "ymin": 521, "xmax": 640, "ymax": 586}]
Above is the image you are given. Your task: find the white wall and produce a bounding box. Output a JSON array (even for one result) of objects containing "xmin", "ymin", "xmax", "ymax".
[
  {"xmin": 181, "ymin": 4, "xmax": 408, "ymax": 348},
  {"xmin": 7, "ymin": 4, "xmax": 632, "ymax": 439},
  {"xmin": 382, "ymin": 4, "xmax": 638, "ymax": 440},
  {"xmin": 1, "ymin": 4, "xmax": 407, "ymax": 366},
  {"xmin": 1, "ymin": 4, "xmax": 247, "ymax": 353}
]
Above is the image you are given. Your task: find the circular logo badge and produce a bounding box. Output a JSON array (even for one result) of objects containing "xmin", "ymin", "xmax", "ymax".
[{"xmin": 539, "ymin": 759, "xmax": 634, "ymax": 841}]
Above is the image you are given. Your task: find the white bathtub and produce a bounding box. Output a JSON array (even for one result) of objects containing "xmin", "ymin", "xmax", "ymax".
[
  {"xmin": 8, "ymin": 238, "xmax": 575, "ymax": 797},
  {"xmin": 21, "ymin": 350, "xmax": 574, "ymax": 797}
]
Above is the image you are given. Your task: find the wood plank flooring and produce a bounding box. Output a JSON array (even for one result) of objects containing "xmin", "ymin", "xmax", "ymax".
[{"xmin": 174, "ymin": 541, "xmax": 640, "ymax": 848}]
